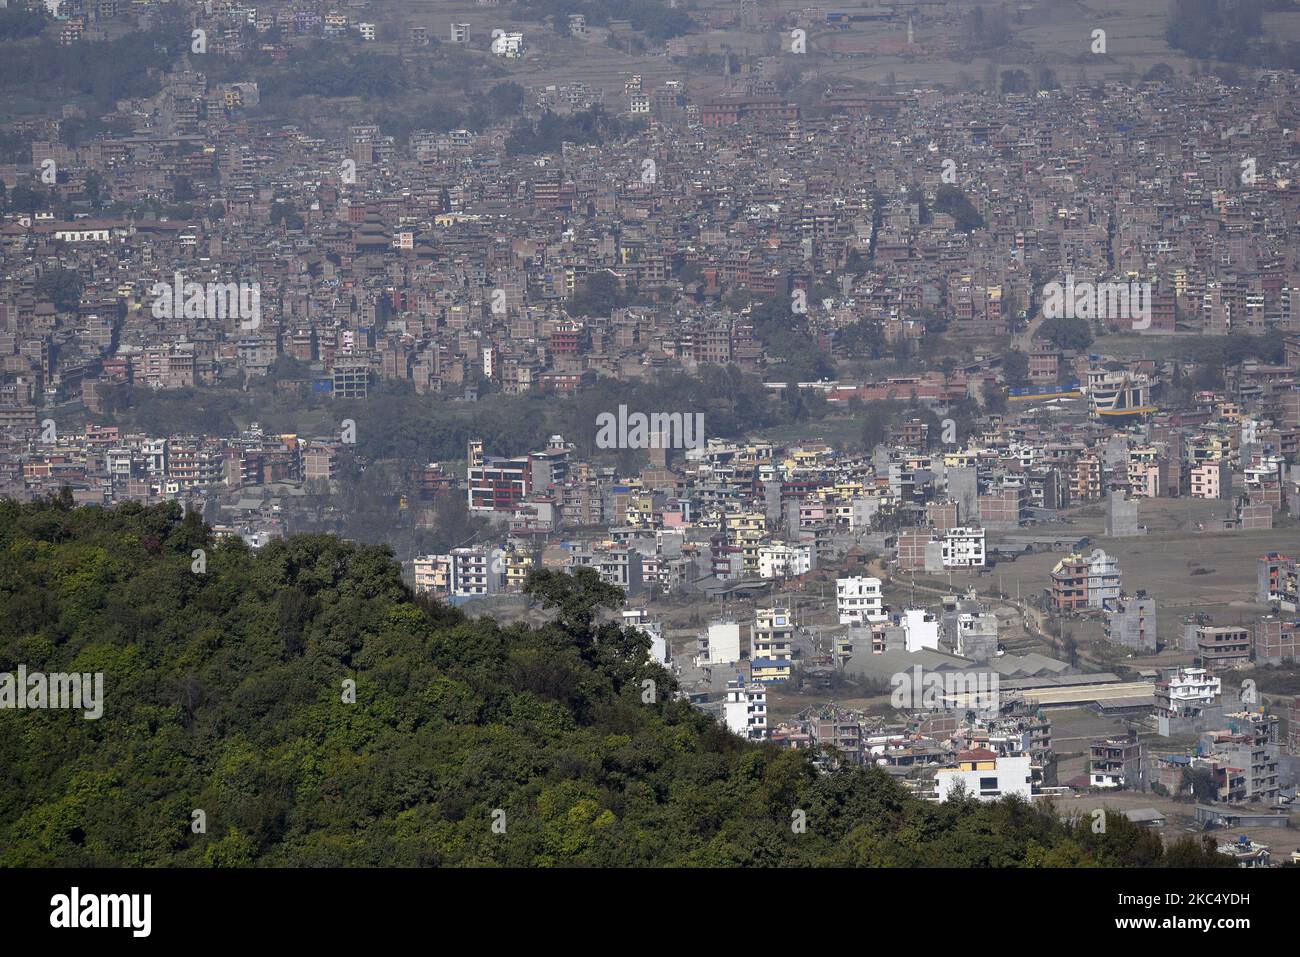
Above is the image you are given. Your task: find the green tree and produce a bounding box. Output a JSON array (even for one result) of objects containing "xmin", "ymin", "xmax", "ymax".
[
  {"xmin": 933, "ymin": 185, "xmax": 984, "ymax": 232},
  {"xmin": 35, "ymin": 267, "xmax": 83, "ymax": 311},
  {"xmin": 1037, "ymin": 316, "xmax": 1093, "ymax": 351},
  {"xmin": 1003, "ymin": 349, "xmax": 1030, "ymax": 390}
]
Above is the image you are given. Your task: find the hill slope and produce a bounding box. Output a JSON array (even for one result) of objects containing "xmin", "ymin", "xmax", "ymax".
[{"xmin": 0, "ymin": 496, "xmax": 1230, "ymax": 867}]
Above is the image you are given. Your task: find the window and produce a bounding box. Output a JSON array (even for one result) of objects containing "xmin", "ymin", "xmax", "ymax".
[{"xmin": 979, "ymin": 777, "xmax": 998, "ymax": 791}]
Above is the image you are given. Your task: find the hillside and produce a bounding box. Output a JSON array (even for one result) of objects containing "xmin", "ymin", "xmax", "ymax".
[{"xmin": 0, "ymin": 494, "xmax": 1232, "ymax": 867}]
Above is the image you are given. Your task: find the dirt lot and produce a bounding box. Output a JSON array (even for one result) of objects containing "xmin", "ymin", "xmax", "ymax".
[
  {"xmin": 398, "ymin": 0, "xmax": 1300, "ymax": 102},
  {"xmin": 1051, "ymin": 790, "xmax": 1300, "ymax": 859},
  {"xmin": 938, "ymin": 497, "xmax": 1296, "ymax": 653}
]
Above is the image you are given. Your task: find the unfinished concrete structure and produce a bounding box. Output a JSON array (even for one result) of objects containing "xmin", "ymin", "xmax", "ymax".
[
  {"xmin": 1105, "ymin": 489, "xmax": 1143, "ymax": 537},
  {"xmin": 1104, "ymin": 592, "xmax": 1158, "ymax": 652}
]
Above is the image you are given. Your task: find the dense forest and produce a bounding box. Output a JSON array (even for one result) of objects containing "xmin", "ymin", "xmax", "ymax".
[{"xmin": 0, "ymin": 496, "xmax": 1234, "ymax": 866}]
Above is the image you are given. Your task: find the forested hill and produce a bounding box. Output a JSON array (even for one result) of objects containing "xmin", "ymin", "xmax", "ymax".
[{"xmin": 0, "ymin": 496, "xmax": 1230, "ymax": 867}]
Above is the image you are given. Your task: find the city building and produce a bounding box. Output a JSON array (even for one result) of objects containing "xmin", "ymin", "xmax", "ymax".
[
  {"xmin": 836, "ymin": 576, "xmax": 885, "ymax": 625},
  {"xmin": 723, "ymin": 675, "xmax": 768, "ymax": 740},
  {"xmin": 935, "ymin": 749, "xmax": 1033, "ymax": 802}
]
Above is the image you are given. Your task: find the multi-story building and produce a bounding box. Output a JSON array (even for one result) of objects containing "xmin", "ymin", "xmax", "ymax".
[
  {"xmin": 954, "ymin": 611, "xmax": 999, "ymax": 661},
  {"xmin": 1048, "ymin": 552, "xmax": 1091, "ymax": 613},
  {"xmin": 623, "ymin": 609, "xmax": 668, "ymax": 666},
  {"xmin": 1089, "ymin": 733, "xmax": 1145, "ymax": 788},
  {"xmin": 1086, "ymin": 549, "xmax": 1122, "ymax": 607},
  {"xmin": 1074, "ymin": 454, "xmax": 1102, "ymax": 501},
  {"xmin": 331, "ymin": 357, "xmax": 370, "ymax": 399},
  {"xmin": 413, "ymin": 548, "xmax": 504, "ymax": 601},
  {"xmin": 1155, "ymin": 667, "xmax": 1222, "ymax": 719},
  {"xmin": 698, "ymin": 620, "xmax": 742, "ymax": 666},
  {"xmin": 941, "ymin": 526, "xmax": 986, "ymax": 567},
  {"xmin": 1189, "ymin": 460, "xmax": 1231, "ymax": 499},
  {"xmin": 901, "ymin": 608, "xmax": 940, "ymax": 653},
  {"xmin": 412, "ymin": 554, "xmax": 453, "ymax": 598},
  {"xmin": 934, "ymin": 749, "xmax": 1033, "ymax": 802},
  {"xmin": 978, "ymin": 483, "xmax": 1027, "ymax": 528},
  {"xmin": 1211, "ymin": 740, "xmax": 1280, "ymax": 804},
  {"xmin": 757, "ymin": 542, "xmax": 813, "ymax": 579},
  {"xmin": 569, "ymin": 542, "xmax": 643, "ymax": 596},
  {"xmin": 723, "ymin": 675, "xmax": 768, "ymax": 740},
  {"xmin": 836, "ymin": 576, "xmax": 885, "ymax": 625},
  {"xmin": 896, "ymin": 526, "xmax": 936, "ymax": 570},
  {"xmin": 751, "ymin": 607, "xmax": 794, "ymax": 683},
  {"xmin": 1257, "ymin": 553, "xmax": 1298, "ymax": 611},
  {"xmin": 805, "ymin": 715, "xmax": 865, "ymax": 764},
  {"xmin": 467, "ymin": 438, "xmax": 531, "ymax": 512},
  {"xmin": 1104, "ymin": 593, "xmax": 1157, "ymax": 652},
  {"xmin": 449, "ymin": 546, "xmax": 503, "ymax": 599},
  {"xmin": 1254, "ymin": 615, "xmax": 1300, "ymax": 665},
  {"xmin": 1193, "ymin": 624, "xmax": 1252, "ymax": 669},
  {"xmin": 302, "ymin": 441, "xmax": 340, "ymax": 483},
  {"xmin": 1048, "ymin": 549, "xmax": 1120, "ymax": 612},
  {"xmin": 491, "ymin": 31, "xmax": 525, "ymax": 56}
]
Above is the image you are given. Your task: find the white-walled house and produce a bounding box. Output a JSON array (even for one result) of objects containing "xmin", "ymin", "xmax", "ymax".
[
  {"xmin": 837, "ymin": 575, "xmax": 885, "ymax": 624},
  {"xmin": 935, "ymin": 749, "xmax": 1033, "ymax": 802},
  {"xmin": 623, "ymin": 608, "xmax": 669, "ymax": 666},
  {"xmin": 942, "ymin": 527, "xmax": 986, "ymax": 568},
  {"xmin": 723, "ymin": 676, "xmax": 768, "ymax": 740},
  {"xmin": 697, "ymin": 620, "xmax": 742, "ymax": 666},
  {"xmin": 902, "ymin": 608, "xmax": 940, "ymax": 653}
]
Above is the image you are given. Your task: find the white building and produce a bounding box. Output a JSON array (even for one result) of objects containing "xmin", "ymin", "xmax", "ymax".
[
  {"xmin": 1087, "ymin": 548, "xmax": 1122, "ymax": 608},
  {"xmin": 414, "ymin": 548, "xmax": 503, "ymax": 600},
  {"xmin": 935, "ymin": 749, "xmax": 1033, "ymax": 802},
  {"xmin": 698, "ymin": 620, "xmax": 742, "ymax": 666},
  {"xmin": 449, "ymin": 546, "xmax": 503, "ymax": 598},
  {"xmin": 942, "ymin": 526, "xmax": 986, "ymax": 568},
  {"xmin": 53, "ymin": 226, "xmax": 112, "ymax": 243},
  {"xmin": 723, "ymin": 676, "xmax": 768, "ymax": 740},
  {"xmin": 490, "ymin": 31, "xmax": 525, "ymax": 56},
  {"xmin": 902, "ymin": 608, "xmax": 940, "ymax": 653},
  {"xmin": 955, "ymin": 611, "xmax": 999, "ymax": 659},
  {"xmin": 837, "ymin": 576, "xmax": 885, "ymax": 624},
  {"xmin": 1159, "ymin": 667, "xmax": 1221, "ymax": 713},
  {"xmin": 623, "ymin": 609, "xmax": 669, "ymax": 666},
  {"xmin": 757, "ymin": 542, "xmax": 812, "ymax": 579},
  {"xmin": 849, "ymin": 495, "xmax": 882, "ymax": 528}
]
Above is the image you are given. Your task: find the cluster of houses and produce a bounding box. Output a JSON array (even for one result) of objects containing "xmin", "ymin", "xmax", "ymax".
[{"xmin": 6, "ymin": 44, "xmax": 1300, "ymax": 437}]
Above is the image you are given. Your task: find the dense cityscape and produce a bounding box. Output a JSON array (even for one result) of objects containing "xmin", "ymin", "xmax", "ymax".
[{"xmin": 2, "ymin": 0, "xmax": 1300, "ymax": 920}]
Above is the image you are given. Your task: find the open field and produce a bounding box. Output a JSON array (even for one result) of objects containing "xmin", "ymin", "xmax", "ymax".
[
  {"xmin": 754, "ymin": 415, "xmax": 867, "ymax": 449},
  {"xmin": 395, "ymin": 0, "xmax": 1300, "ymax": 104},
  {"xmin": 1051, "ymin": 790, "xmax": 1300, "ymax": 858},
  {"xmin": 934, "ymin": 497, "xmax": 1297, "ymax": 649}
]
